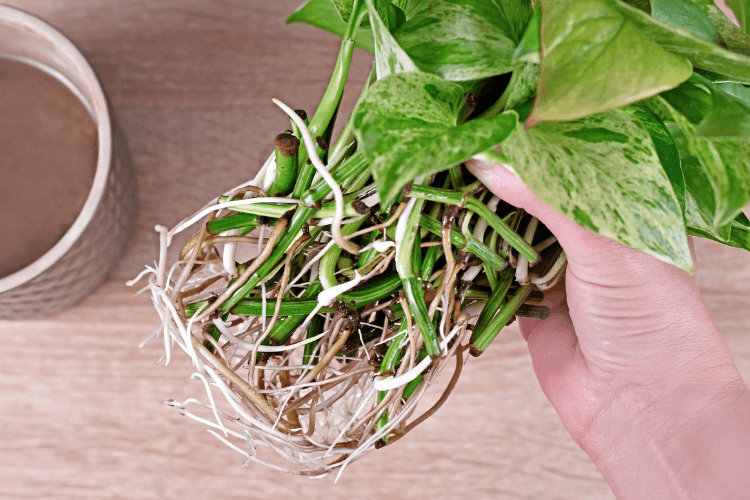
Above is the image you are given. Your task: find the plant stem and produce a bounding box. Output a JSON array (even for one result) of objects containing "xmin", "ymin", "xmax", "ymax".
[
  {"xmin": 270, "ymin": 133, "xmax": 300, "ymax": 196},
  {"xmin": 476, "ymin": 68, "xmax": 520, "ymax": 120},
  {"xmin": 396, "ymin": 197, "xmax": 441, "ymax": 357},
  {"xmin": 291, "ymin": 0, "xmax": 364, "ymax": 198},
  {"xmin": 470, "ymin": 267, "xmax": 513, "ymax": 342},
  {"xmin": 471, "ymin": 284, "xmax": 534, "ymax": 355},
  {"xmin": 406, "ymin": 184, "xmax": 539, "ymax": 263}
]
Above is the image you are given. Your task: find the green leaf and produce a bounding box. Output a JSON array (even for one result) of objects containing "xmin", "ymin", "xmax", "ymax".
[
  {"xmin": 353, "ymin": 72, "xmax": 517, "ymax": 205},
  {"xmin": 633, "ymin": 107, "xmax": 686, "ymax": 214},
  {"xmin": 622, "ymin": 0, "xmax": 652, "ymax": 12},
  {"xmin": 503, "ymin": 62, "xmax": 540, "ymax": 112},
  {"xmin": 658, "ymin": 79, "xmax": 750, "ymax": 227},
  {"xmin": 727, "ymin": 212, "xmax": 750, "ymax": 250},
  {"xmin": 667, "ymin": 122, "xmax": 733, "ymax": 241},
  {"xmin": 331, "ymin": 0, "xmax": 358, "ymax": 22},
  {"xmin": 287, "ymin": 0, "xmax": 375, "ymax": 53},
  {"xmin": 391, "ymin": 0, "xmax": 529, "ymax": 81},
  {"xmin": 660, "ymin": 81, "xmax": 713, "ymax": 124},
  {"xmin": 716, "ymin": 81, "xmax": 750, "ymax": 106},
  {"xmin": 685, "ymin": 191, "xmax": 733, "ymax": 241},
  {"xmin": 692, "ymin": 2, "xmax": 750, "ymax": 53},
  {"xmin": 501, "ymin": 107, "xmax": 692, "ymax": 271},
  {"xmin": 331, "ymin": 0, "xmax": 404, "ymax": 30},
  {"xmin": 529, "ymin": 0, "xmax": 692, "ymax": 125},
  {"xmin": 690, "ymin": 94, "xmax": 750, "ymax": 225},
  {"xmin": 725, "ymin": 0, "xmax": 750, "ymax": 34},
  {"xmin": 650, "ymin": 0, "xmax": 721, "ymax": 43},
  {"xmin": 512, "ymin": 6, "xmax": 541, "ymax": 64},
  {"xmin": 609, "ymin": 0, "xmax": 750, "ymax": 83},
  {"xmin": 365, "ymin": 0, "xmax": 418, "ymax": 78},
  {"xmin": 402, "ymin": 0, "xmax": 430, "ymax": 18},
  {"xmin": 492, "ymin": 0, "xmax": 534, "ymax": 44}
]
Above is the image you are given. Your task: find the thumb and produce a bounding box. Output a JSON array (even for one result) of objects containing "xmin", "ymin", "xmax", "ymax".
[{"xmin": 465, "ymin": 159, "xmax": 647, "ymax": 280}]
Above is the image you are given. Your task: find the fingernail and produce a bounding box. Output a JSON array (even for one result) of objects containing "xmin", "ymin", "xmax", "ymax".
[{"xmin": 465, "ymin": 158, "xmax": 493, "ymax": 171}]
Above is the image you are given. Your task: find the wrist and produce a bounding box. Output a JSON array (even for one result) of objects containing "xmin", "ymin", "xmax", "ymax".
[{"xmin": 586, "ymin": 370, "xmax": 750, "ymax": 500}]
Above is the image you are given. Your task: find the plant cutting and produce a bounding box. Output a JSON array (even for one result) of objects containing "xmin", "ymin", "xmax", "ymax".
[{"xmin": 130, "ymin": 0, "xmax": 750, "ymax": 478}]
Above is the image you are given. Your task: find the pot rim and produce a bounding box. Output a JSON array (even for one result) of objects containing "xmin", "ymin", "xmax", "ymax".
[{"xmin": 0, "ymin": 5, "xmax": 113, "ymax": 294}]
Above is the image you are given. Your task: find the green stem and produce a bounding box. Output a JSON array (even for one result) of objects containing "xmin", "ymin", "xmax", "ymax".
[
  {"xmin": 188, "ymin": 296, "xmax": 327, "ymax": 318},
  {"xmin": 291, "ymin": 0, "xmax": 364, "ymax": 198},
  {"xmin": 462, "ymin": 232, "xmax": 506, "ymax": 270},
  {"xmin": 401, "ymin": 348, "xmax": 428, "ymax": 400},
  {"xmin": 302, "ymin": 314, "xmax": 324, "ymax": 377},
  {"xmin": 219, "ymin": 196, "xmax": 360, "ymax": 219},
  {"xmin": 270, "ymin": 133, "xmax": 300, "ymax": 196},
  {"xmin": 407, "ymin": 184, "xmax": 538, "ymax": 263},
  {"xmin": 421, "ymin": 244, "xmax": 443, "ymax": 280},
  {"xmin": 300, "ymin": 151, "xmax": 368, "ymax": 206},
  {"xmin": 376, "ymin": 320, "xmax": 409, "ymax": 439},
  {"xmin": 470, "ymin": 267, "xmax": 513, "ymax": 342},
  {"xmin": 476, "ymin": 68, "xmax": 521, "ymax": 120},
  {"xmin": 448, "ymin": 165, "xmax": 465, "ymax": 189},
  {"xmin": 419, "ymin": 214, "xmax": 504, "ymax": 269},
  {"xmin": 419, "ymin": 214, "xmax": 466, "ymax": 247},
  {"xmin": 219, "ymin": 206, "xmax": 312, "ymax": 312},
  {"xmin": 320, "ymin": 217, "xmax": 367, "ymax": 290},
  {"xmin": 266, "ymin": 280, "xmax": 324, "ymax": 344},
  {"xmin": 401, "ymin": 373, "xmax": 424, "ymax": 400},
  {"xmin": 466, "ymin": 197, "xmax": 539, "ymax": 264},
  {"xmin": 471, "ymin": 284, "xmax": 534, "ymax": 355},
  {"xmin": 396, "ymin": 199, "xmax": 441, "ymax": 357},
  {"xmin": 357, "ymin": 231, "xmax": 382, "ymax": 273},
  {"xmin": 207, "ymin": 213, "xmax": 261, "ymax": 234},
  {"xmin": 330, "ymin": 64, "xmax": 376, "ymax": 159},
  {"xmin": 289, "ymin": 109, "xmax": 308, "ymax": 138},
  {"xmin": 483, "ymin": 231, "xmax": 500, "ymax": 290}
]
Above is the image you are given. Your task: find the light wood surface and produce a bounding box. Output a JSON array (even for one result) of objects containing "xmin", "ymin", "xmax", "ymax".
[{"xmin": 1, "ymin": 2, "xmax": 748, "ymax": 499}]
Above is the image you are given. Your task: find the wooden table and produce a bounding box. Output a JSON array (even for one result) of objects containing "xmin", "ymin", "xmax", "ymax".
[{"xmin": 1, "ymin": 2, "xmax": 748, "ymax": 498}]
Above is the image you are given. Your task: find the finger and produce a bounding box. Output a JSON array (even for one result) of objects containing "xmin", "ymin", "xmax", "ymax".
[
  {"xmin": 465, "ymin": 159, "xmax": 655, "ymax": 281},
  {"xmin": 465, "ymin": 159, "xmax": 589, "ymax": 249},
  {"xmin": 521, "ymin": 300, "xmax": 593, "ymax": 442},
  {"xmin": 514, "ymin": 277, "xmax": 592, "ymax": 432},
  {"xmin": 517, "ymin": 273, "xmax": 568, "ymax": 342},
  {"xmin": 518, "ymin": 277, "xmax": 579, "ymax": 393}
]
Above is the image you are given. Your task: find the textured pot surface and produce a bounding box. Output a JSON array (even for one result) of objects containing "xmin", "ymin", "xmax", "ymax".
[{"xmin": 0, "ymin": 5, "xmax": 137, "ymax": 319}]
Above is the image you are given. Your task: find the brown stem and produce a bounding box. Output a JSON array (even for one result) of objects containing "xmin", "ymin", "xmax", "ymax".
[
  {"xmin": 248, "ymin": 233, "xmax": 310, "ymax": 376},
  {"xmin": 387, "ymin": 344, "xmax": 466, "ymax": 447},
  {"xmin": 193, "ymin": 215, "xmax": 288, "ymax": 322},
  {"xmin": 201, "ymin": 328, "xmax": 231, "ymax": 367},
  {"xmin": 189, "ymin": 335, "xmax": 291, "ymax": 433},
  {"xmin": 181, "ymin": 275, "xmax": 223, "ymax": 299},
  {"xmin": 345, "ymin": 201, "xmax": 407, "ymax": 240},
  {"xmin": 282, "ymin": 363, "xmax": 365, "ymax": 415},
  {"xmin": 441, "ymin": 263, "xmax": 465, "ymax": 336},
  {"xmin": 278, "ymin": 367, "xmax": 301, "ymax": 429},
  {"xmin": 299, "ymin": 324, "xmax": 351, "ymax": 385}
]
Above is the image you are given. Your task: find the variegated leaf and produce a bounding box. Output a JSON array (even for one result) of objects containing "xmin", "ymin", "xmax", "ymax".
[{"xmin": 501, "ymin": 107, "xmax": 692, "ymax": 271}]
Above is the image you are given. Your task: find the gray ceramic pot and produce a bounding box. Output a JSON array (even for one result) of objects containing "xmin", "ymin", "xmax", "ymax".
[{"xmin": 0, "ymin": 5, "xmax": 137, "ymax": 319}]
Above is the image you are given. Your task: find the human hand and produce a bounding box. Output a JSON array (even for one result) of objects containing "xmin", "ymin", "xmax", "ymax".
[{"xmin": 467, "ymin": 159, "xmax": 750, "ymax": 500}]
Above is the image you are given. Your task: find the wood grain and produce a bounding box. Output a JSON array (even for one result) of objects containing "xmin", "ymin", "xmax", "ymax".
[{"xmin": 0, "ymin": 2, "xmax": 747, "ymax": 499}]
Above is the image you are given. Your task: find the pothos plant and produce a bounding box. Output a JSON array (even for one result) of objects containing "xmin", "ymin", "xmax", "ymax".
[{"xmin": 133, "ymin": 0, "xmax": 750, "ymax": 477}]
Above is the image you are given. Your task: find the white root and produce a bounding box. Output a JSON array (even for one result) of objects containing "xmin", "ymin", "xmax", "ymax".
[
  {"xmin": 132, "ymin": 106, "xmax": 504, "ymax": 479},
  {"xmin": 515, "ymin": 216, "xmax": 539, "ymax": 285},
  {"xmin": 169, "ymin": 197, "xmax": 298, "ymax": 241},
  {"xmin": 530, "ymin": 250, "xmax": 567, "ymax": 290},
  {"xmin": 273, "ymin": 98, "xmax": 358, "ymax": 254},
  {"xmin": 373, "ymin": 323, "xmax": 464, "ymax": 391}
]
